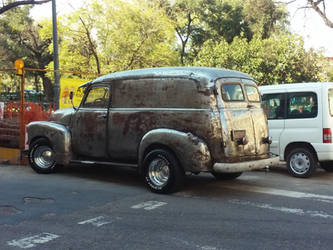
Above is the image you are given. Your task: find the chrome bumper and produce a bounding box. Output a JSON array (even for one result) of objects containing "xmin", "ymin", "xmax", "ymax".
[{"xmin": 213, "ymin": 156, "xmax": 280, "ymax": 173}]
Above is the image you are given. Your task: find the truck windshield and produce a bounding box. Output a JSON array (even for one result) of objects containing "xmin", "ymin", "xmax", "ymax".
[
  {"xmin": 221, "ymin": 84, "xmax": 244, "ymax": 101},
  {"xmin": 245, "ymin": 85, "xmax": 260, "ymax": 102}
]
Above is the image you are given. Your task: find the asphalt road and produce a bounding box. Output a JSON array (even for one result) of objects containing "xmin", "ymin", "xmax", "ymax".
[{"xmin": 0, "ymin": 163, "xmax": 333, "ymax": 250}]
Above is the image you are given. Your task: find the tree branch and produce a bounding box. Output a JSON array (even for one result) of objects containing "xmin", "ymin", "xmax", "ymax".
[
  {"xmin": 307, "ymin": 0, "xmax": 333, "ymax": 28},
  {"xmin": 0, "ymin": 0, "xmax": 51, "ymax": 15}
]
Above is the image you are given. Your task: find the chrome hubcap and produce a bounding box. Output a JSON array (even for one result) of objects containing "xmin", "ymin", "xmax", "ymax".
[
  {"xmin": 33, "ymin": 145, "xmax": 55, "ymax": 169},
  {"xmin": 290, "ymin": 152, "xmax": 310, "ymax": 174},
  {"xmin": 148, "ymin": 157, "xmax": 170, "ymax": 187}
]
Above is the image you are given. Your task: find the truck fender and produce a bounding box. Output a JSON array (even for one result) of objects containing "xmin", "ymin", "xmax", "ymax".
[
  {"xmin": 27, "ymin": 121, "xmax": 72, "ymax": 165},
  {"xmin": 138, "ymin": 128, "xmax": 212, "ymax": 173}
]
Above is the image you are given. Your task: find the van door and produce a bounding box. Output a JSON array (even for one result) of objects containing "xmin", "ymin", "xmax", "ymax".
[
  {"xmin": 261, "ymin": 92, "xmax": 286, "ymax": 157},
  {"xmin": 217, "ymin": 78, "xmax": 265, "ymax": 160},
  {"xmin": 70, "ymin": 85, "xmax": 110, "ymax": 158}
]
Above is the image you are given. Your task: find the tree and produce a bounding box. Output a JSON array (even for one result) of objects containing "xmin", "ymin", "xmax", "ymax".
[
  {"xmin": 194, "ymin": 34, "xmax": 324, "ymax": 84},
  {"xmin": 57, "ymin": 0, "xmax": 178, "ymax": 74},
  {"xmin": 306, "ymin": 0, "xmax": 333, "ymax": 28},
  {"xmin": 0, "ymin": 6, "xmax": 54, "ymax": 100},
  {"xmin": 243, "ymin": 0, "xmax": 289, "ymax": 38},
  {"xmin": 0, "ymin": 0, "xmax": 51, "ymax": 15}
]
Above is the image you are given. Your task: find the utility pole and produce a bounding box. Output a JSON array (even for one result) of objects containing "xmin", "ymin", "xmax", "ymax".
[{"xmin": 52, "ymin": 0, "xmax": 60, "ymax": 109}]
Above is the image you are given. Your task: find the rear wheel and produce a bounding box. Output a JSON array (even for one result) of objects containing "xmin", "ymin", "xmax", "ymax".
[
  {"xmin": 320, "ymin": 162, "xmax": 333, "ymax": 172},
  {"xmin": 211, "ymin": 172, "xmax": 242, "ymax": 180},
  {"xmin": 28, "ymin": 138, "xmax": 56, "ymax": 174},
  {"xmin": 143, "ymin": 149, "xmax": 184, "ymax": 194},
  {"xmin": 286, "ymin": 147, "xmax": 316, "ymax": 178}
]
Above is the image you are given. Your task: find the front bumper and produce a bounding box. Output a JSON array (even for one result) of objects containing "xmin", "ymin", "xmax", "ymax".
[{"xmin": 213, "ymin": 156, "xmax": 280, "ymax": 173}]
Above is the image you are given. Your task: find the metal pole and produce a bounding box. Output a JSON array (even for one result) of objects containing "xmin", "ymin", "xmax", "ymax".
[
  {"xmin": 52, "ymin": 0, "xmax": 60, "ymax": 110},
  {"xmin": 19, "ymin": 69, "xmax": 25, "ymax": 151}
]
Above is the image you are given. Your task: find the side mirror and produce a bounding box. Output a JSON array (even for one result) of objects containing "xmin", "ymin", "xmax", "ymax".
[{"xmin": 69, "ymin": 91, "xmax": 76, "ymax": 111}]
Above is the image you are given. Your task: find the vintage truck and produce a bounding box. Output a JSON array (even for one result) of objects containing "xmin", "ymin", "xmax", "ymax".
[{"xmin": 27, "ymin": 67, "xmax": 279, "ymax": 193}]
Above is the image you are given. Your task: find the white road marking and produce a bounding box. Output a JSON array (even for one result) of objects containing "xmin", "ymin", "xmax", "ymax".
[
  {"xmin": 169, "ymin": 236, "xmax": 221, "ymax": 250},
  {"xmin": 7, "ymin": 233, "xmax": 59, "ymax": 249},
  {"xmin": 230, "ymin": 199, "xmax": 333, "ymax": 219},
  {"xmin": 131, "ymin": 201, "xmax": 167, "ymax": 210},
  {"xmin": 78, "ymin": 216, "xmax": 112, "ymax": 227},
  {"xmin": 222, "ymin": 184, "xmax": 333, "ymax": 203}
]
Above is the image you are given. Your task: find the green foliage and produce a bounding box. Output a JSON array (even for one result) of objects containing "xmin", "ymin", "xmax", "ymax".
[
  {"xmin": 195, "ymin": 34, "xmax": 325, "ymax": 85},
  {"xmin": 243, "ymin": 0, "xmax": 288, "ymax": 39},
  {"xmin": 57, "ymin": 0, "xmax": 179, "ymax": 74},
  {"xmin": 0, "ymin": 6, "xmax": 53, "ymax": 99}
]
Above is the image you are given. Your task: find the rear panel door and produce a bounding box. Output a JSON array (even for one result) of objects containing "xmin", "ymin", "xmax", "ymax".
[{"xmin": 217, "ymin": 78, "xmax": 262, "ymax": 160}]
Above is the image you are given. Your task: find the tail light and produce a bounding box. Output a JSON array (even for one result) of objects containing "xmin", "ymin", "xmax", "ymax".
[{"xmin": 323, "ymin": 128, "xmax": 332, "ymax": 143}]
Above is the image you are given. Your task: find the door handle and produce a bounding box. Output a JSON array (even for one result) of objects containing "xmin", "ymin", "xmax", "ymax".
[{"xmin": 98, "ymin": 114, "xmax": 107, "ymax": 119}]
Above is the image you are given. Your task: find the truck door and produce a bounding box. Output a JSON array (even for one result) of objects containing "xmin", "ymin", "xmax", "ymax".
[{"xmin": 70, "ymin": 84, "xmax": 110, "ymax": 158}]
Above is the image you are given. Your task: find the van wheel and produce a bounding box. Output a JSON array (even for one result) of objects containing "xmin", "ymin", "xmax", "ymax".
[
  {"xmin": 143, "ymin": 149, "xmax": 184, "ymax": 194},
  {"xmin": 211, "ymin": 172, "xmax": 242, "ymax": 180},
  {"xmin": 28, "ymin": 138, "xmax": 56, "ymax": 174},
  {"xmin": 286, "ymin": 147, "xmax": 316, "ymax": 178},
  {"xmin": 320, "ymin": 162, "xmax": 333, "ymax": 172}
]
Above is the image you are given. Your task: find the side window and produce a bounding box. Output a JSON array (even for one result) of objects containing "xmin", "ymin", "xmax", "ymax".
[
  {"xmin": 328, "ymin": 89, "xmax": 333, "ymax": 116},
  {"xmin": 221, "ymin": 84, "xmax": 245, "ymax": 101},
  {"xmin": 82, "ymin": 86, "xmax": 110, "ymax": 108},
  {"xmin": 287, "ymin": 92, "xmax": 317, "ymax": 119},
  {"xmin": 245, "ymin": 85, "xmax": 260, "ymax": 102},
  {"xmin": 261, "ymin": 93, "xmax": 285, "ymax": 119}
]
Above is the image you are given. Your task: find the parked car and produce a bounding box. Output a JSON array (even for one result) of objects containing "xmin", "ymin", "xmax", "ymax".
[
  {"xmin": 27, "ymin": 67, "xmax": 278, "ymax": 193},
  {"xmin": 259, "ymin": 82, "xmax": 333, "ymax": 178}
]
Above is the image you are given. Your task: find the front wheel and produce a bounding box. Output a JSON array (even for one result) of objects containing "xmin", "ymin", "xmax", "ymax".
[
  {"xmin": 28, "ymin": 138, "xmax": 56, "ymax": 174},
  {"xmin": 211, "ymin": 172, "xmax": 242, "ymax": 180},
  {"xmin": 143, "ymin": 149, "xmax": 184, "ymax": 194},
  {"xmin": 286, "ymin": 147, "xmax": 317, "ymax": 178}
]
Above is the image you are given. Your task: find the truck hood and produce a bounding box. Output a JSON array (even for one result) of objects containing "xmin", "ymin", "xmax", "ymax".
[{"xmin": 50, "ymin": 107, "xmax": 75, "ymax": 126}]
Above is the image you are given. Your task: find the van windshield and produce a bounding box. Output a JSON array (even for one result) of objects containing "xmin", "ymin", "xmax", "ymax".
[{"xmin": 328, "ymin": 89, "xmax": 333, "ymax": 116}]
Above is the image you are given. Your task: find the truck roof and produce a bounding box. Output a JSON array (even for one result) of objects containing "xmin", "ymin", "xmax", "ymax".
[{"xmin": 82, "ymin": 67, "xmax": 253, "ymax": 88}]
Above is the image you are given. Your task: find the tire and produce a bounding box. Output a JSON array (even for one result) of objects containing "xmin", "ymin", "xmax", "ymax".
[
  {"xmin": 320, "ymin": 162, "xmax": 333, "ymax": 172},
  {"xmin": 286, "ymin": 147, "xmax": 317, "ymax": 178},
  {"xmin": 143, "ymin": 149, "xmax": 184, "ymax": 194},
  {"xmin": 211, "ymin": 172, "xmax": 242, "ymax": 180},
  {"xmin": 28, "ymin": 138, "xmax": 57, "ymax": 174}
]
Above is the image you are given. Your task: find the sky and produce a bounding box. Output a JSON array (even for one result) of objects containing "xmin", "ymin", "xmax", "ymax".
[{"xmin": 30, "ymin": 0, "xmax": 333, "ymax": 57}]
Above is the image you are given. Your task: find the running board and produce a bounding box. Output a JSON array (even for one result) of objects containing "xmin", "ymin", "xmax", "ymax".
[{"xmin": 70, "ymin": 160, "xmax": 138, "ymax": 168}]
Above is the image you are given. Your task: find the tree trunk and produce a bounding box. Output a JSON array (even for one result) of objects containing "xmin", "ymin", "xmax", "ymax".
[{"xmin": 40, "ymin": 74, "xmax": 54, "ymax": 102}]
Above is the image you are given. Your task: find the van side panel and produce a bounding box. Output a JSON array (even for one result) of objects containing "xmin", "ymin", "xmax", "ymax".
[{"xmin": 107, "ymin": 77, "xmax": 224, "ymax": 163}]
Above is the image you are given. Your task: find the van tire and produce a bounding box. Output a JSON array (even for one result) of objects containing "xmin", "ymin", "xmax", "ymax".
[
  {"xmin": 28, "ymin": 138, "xmax": 57, "ymax": 174},
  {"xmin": 211, "ymin": 172, "xmax": 242, "ymax": 180},
  {"xmin": 320, "ymin": 162, "xmax": 333, "ymax": 172},
  {"xmin": 143, "ymin": 149, "xmax": 184, "ymax": 194},
  {"xmin": 286, "ymin": 147, "xmax": 316, "ymax": 178}
]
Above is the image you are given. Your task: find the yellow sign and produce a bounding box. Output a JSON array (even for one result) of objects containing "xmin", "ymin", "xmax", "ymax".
[{"xmin": 59, "ymin": 78, "xmax": 89, "ymax": 109}]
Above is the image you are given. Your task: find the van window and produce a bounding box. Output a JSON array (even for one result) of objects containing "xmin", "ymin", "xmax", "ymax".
[
  {"xmin": 245, "ymin": 85, "xmax": 260, "ymax": 102},
  {"xmin": 82, "ymin": 86, "xmax": 110, "ymax": 108},
  {"xmin": 262, "ymin": 93, "xmax": 285, "ymax": 119},
  {"xmin": 328, "ymin": 89, "xmax": 333, "ymax": 116},
  {"xmin": 221, "ymin": 84, "xmax": 244, "ymax": 101},
  {"xmin": 287, "ymin": 92, "xmax": 317, "ymax": 119}
]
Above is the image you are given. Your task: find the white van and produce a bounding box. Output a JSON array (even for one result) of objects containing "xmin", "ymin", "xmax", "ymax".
[{"xmin": 259, "ymin": 82, "xmax": 333, "ymax": 177}]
